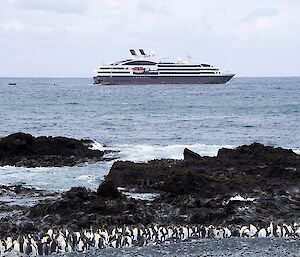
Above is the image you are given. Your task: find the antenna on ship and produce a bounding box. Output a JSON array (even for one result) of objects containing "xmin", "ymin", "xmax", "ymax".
[
  {"xmin": 139, "ymin": 49, "xmax": 146, "ymax": 56},
  {"xmin": 130, "ymin": 49, "xmax": 137, "ymax": 56},
  {"xmin": 185, "ymin": 51, "xmax": 192, "ymax": 61}
]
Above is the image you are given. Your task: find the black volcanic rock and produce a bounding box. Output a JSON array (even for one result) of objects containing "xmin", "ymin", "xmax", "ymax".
[
  {"xmin": 217, "ymin": 142, "xmax": 299, "ymax": 165},
  {"xmin": 105, "ymin": 144, "xmax": 300, "ymax": 226},
  {"xmin": 0, "ymin": 132, "xmax": 108, "ymax": 167},
  {"xmin": 183, "ymin": 148, "xmax": 202, "ymax": 161},
  {"xmin": 28, "ymin": 186, "xmax": 157, "ymax": 231},
  {"xmin": 97, "ymin": 180, "xmax": 124, "ymax": 199}
]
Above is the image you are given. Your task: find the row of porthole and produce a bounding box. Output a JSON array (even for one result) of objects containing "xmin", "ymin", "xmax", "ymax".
[{"xmin": 113, "ymin": 80, "xmax": 130, "ymax": 82}]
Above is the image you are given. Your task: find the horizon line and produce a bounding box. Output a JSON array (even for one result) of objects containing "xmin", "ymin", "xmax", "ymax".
[{"xmin": 0, "ymin": 75, "xmax": 300, "ymax": 79}]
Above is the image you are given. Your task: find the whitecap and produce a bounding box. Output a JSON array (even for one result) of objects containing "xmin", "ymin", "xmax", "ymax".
[
  {"xmin": 89, "ymin": 141, "xmax": 106, "ymax": 151},
  {"xmin": 114, "ymin": 143, "xmax": 234, "ymax": 162}
]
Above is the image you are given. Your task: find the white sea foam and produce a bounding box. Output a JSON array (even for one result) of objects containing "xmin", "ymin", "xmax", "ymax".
[
  {"xmin": 90, "ymin": 141, "xmax": 106, "ymax": 151},
  {"xmin": 228, "ymin": 195, "xmax": 255, "ymax": 202},
  {"xmin": 293, "ymin": 148, "xmax": 300, "ymax": 155},
  {"xmin": 115, "ymin": 143, "xmax": 234, "ymax": 162}
]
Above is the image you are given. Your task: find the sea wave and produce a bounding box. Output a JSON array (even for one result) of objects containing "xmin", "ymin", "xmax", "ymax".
[
  {"xmin": 114, "ymin": 143, "xmax": 234, "ymax": 162},
  {"xmin": 0, "ymin": 162, "xmax": 112, "ymax": 192},
  {"xmin": 293, "ymin": 149, "xmax": 300, "ymax": 154}
]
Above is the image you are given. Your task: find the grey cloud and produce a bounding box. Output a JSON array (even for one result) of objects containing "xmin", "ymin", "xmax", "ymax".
[
  {"xmin": 13, "ymin": 0, "xmax": 88, "ymax": 14},
  {"xmin": 242, "ymin": 8, "xmax": 279, "ymax": 23}
]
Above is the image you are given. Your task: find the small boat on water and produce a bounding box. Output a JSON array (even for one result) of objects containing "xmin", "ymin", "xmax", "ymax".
[
  {"xmin": 8, "ymin": 83, "xmax": 16, "ymax": 85},
  {"xmin": 93, "ymin": 49, "xmax": 235, "ymax": 85}
]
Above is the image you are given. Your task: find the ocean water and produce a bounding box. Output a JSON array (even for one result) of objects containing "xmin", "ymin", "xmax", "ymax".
[{"xmin": 0, "ymin": 77, "xmax": 299, "ymax": 191}]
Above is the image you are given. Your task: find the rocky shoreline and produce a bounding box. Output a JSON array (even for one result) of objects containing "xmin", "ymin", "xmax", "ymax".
[
  {"xmin": 0, "ymin": 140, "xmax": 299, "ymax": 237},
  {"xmin": 0, "ymin": 135, "xmax": 300, "ymax": 255}
]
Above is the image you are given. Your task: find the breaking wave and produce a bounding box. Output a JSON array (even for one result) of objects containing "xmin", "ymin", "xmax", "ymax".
[{"xmin": 114, "ymin": 143, "xmax": 234, "ymax": 162}]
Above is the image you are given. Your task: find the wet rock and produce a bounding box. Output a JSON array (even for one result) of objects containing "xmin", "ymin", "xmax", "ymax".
[
  {"xmin": 183, "ymin": 148, "xmax": 202, "ymax": 161},
  {"xmin": 217, "ymin": 142, "xmax": 299, "ymax": 165},
  {"xmin": 0, "ymin": 132, "xmax": 108, "ymax": 167},
  {"xmin": 97, "ymin": 180, "xmax": 124, "ymax": 199},
  {"xmin": 105, "ymin": 144, "xmax": 300, "ymax": 226},
  {"xmin": 65, "ymin": 187, "xmax": 92, "ymax": 201},
  {"xmin": 24, "ymin": 185, "xmax": 158, "ymax": 233}
]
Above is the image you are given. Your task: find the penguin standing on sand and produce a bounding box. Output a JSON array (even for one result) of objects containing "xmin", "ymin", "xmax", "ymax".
[
  {"xmin": 249, "ymin": 224, "xmax": 258, "ymax": 237},
  {"xmin": 49, "ymin": 238, "xmax": 58, "ymax": 253},
  {"xmin": 100, "ymin": 228, "xmax": 109, "ymax": 246},
  {"xmin": 5, "ymin": 236, "xmax": 13, "ymax": 251},
  {"xmin": 171, "ymin": 226, "xmax": 179, "ymax": 241},
  {"xmin": 137, "ymin": 233, "xmax": 147, "ymax": 247},
  {"xmin": 30, "ymin": 238, "xmax": 38, "ymax": 256},
  {"xmin": 224, "ymin": 227, "xmax": 232, "ymax": 238},
  {"xmin": 35, "ymin": 238, "xmax": 43, "ymax": 256},
  {"xmin": 214, "ymin": 227, "xmax": 225, "ymax": 239},
  {"xmin": 109, "ymin": 234, "xmax": 122, "ymax": 248},
  {"xmin": 208, "ymin": 225, "xmax": 216, "ymax": 239},
  {"xmin": 258, "ymin": 227, "xmax": 267, "ymax": 237},
  {"xmin": 294, "ymin": 223, "xmax": 300, "ymax": 237},
  {"xmin": 0, "ymin": 240, "xmax": 5, "ymax": 256},
  {"xmin": 24, "ymin": 238, "xmax": 32, "ymax": 255},
  {"xmin": 94, "ymin": 230, "xmax": 101, "ymax": 249},
  {"xmin": 239, "ymin": 225, "xmax": 250, "ymax": 237},
  {"xmin": 191, "ymin": 225, "xmax": 201, "ymax": 238},
  {"xmin": 200, "ymin": 225, "xmax": 209, "ymax": 238},
  {"xmin": 283, "ymin": 223, "xmax": 294, "ymax": 237},
  {"xmin": 77, "ymin": 238, "xmax": 85, "ymax": 252},
  {"xmin": 13, "ymin": 238, "xmax": 21, "ymax": 253},
  {"xmin": 275, "ymin": 224, "xmax": 283, "ymax": 237},
  {"xmin": 98, "ymin": 235, "xmax": 107, "ymax": 249},
  {"xmin": 42, "ymin": 241, "xmax": 49, "ymax": 255},
  {"xmin": 122, "ymin": 233, "xmax": 133, "ymax": 248},
  {"xmin": 267, "ymin": 221, "xmax": 274, "ymax": 237},
  {"xmin": 47, "ymin": 228, "xmax": 54, "ymax": 239},
  {"xmin": 57, "ymin": 232, "xmax": 67, "ymax": 252},
  {"xmin": 158, "ymin": 226, "xmax": 168, "ymax": 242}
]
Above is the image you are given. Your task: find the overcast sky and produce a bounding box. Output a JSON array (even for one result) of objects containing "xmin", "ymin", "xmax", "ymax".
[{"xmin": 1, "ymin": 0, "xmax": 299, "ymax": 77}]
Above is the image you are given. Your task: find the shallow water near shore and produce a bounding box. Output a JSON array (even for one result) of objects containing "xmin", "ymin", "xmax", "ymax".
[{"xmin": 0, "ymin": 77, "xmax": 299, "ymax": 191}]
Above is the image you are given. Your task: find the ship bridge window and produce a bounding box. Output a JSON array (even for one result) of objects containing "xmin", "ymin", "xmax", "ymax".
[
  {"xmin": 201, "ymin": 64, "xmax": 211, "ymax": 67},
  {"xmin": 123, "ymin": 61, "xmax": 157, "ymax": 65}
]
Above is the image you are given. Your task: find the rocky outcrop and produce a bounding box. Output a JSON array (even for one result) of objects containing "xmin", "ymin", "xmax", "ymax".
[
  {"xmin": 0, "ymin": 132, "xmax": 111, "ymax": 167},
  {"xmin": 183, "ymin": 147, "xmax": 202, "ymax": 161},
  {"xmin": 97, "ymin": 180, "xmax": 124, "ymax": 199},
  {"xmin": 106, "ymin": 143, "xmax": 300, "ymax": 225},
  {"xmin": 28, "ymin": 186, "xmax": 157, "ymax": 232}
]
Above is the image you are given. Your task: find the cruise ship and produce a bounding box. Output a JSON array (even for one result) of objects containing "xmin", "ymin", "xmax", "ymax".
[{"xmin": 93, "ymin": 49, "xmax": 234, "ymax": 85}]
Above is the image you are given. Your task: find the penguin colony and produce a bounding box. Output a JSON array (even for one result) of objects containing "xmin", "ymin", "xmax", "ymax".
[{"xmin": 0, "ymin": 222, "xmax": 299, "ymax": 256}]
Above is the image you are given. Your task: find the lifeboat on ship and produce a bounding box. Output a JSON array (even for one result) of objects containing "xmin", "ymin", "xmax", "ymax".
[{"xmin": 132, "ymin": 67, "xmax": 145, "ymax": 74}]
